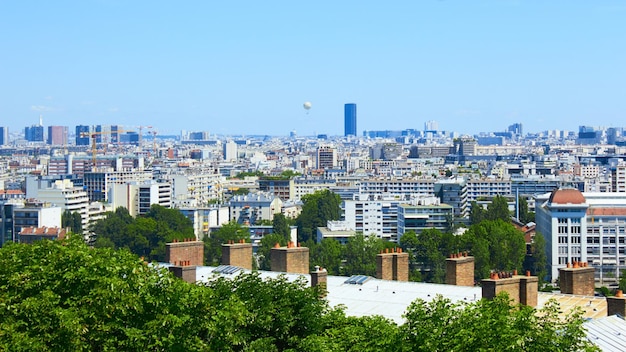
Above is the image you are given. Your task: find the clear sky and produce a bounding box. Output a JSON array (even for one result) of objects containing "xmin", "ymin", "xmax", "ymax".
[{"xmin": 1, "ymin": 1, "xmax": 625, "ymax": 136}]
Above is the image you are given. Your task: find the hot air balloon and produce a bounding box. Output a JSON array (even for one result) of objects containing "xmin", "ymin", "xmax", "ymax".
[{"xmin": 303, "ymin": 101, "xmax": 312, "ymax": 114}]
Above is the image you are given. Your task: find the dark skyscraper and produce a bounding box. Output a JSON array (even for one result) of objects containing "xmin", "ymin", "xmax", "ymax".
[
  {"xmin": 25, "ymin": 125, "xmax": 44, "ymax": 142},
  {"xmin": 0, "ymin": 127, "xmax": 8, "ymax": 145},
  {"xmin": 344, "ymin": 103, "xmax": 357, "ymax": 136}
]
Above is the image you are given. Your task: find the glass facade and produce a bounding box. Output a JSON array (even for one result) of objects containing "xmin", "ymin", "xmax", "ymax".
[{"xmin": 344, "ymin": 103, "xmax": 357, "ymax": 136}]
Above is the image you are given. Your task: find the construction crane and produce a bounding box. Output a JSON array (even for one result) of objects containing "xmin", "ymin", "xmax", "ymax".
[
  {"xmin": 80, "ymin": 129, "xmax": 133, "ymax": 169},
  {"xmin": 135, "ymin": 125, "xmax": 153, "ymax": 146},
  {"xmin": 150, "ymin": 130, "xmax": 158, "ymax": 156}
]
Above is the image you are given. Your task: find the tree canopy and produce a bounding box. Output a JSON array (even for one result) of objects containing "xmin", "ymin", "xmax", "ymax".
[
  {"xmin": 0, "ymin": 238, "xmax": 598, "ymax": 351},
  {"xmin": 296, "ymin": 189, "xmax": 341, "ymax": 242},
  {"xmin": 92, "ymin": 205, "xmax": 194, "ymax": 262}
]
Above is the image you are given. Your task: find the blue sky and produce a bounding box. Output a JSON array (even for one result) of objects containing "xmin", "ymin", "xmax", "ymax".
[{"xmin": 1, "ymin": 1, "xmax": 625, "ymax": 136}]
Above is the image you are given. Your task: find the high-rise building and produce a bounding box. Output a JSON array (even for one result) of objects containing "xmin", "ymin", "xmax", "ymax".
[
  {"xmin": 75, "ymin": 125, "xmax": 90, "ymax": 146},
  {"xmin": 317, "ymin": 146, "xmax": 337, "ymax": 169},
  {"xmin": 223, "ymin": 140, "xmax": 238, "ymax": 161},
  {"xmin": 344, "ymin": 103, "xmax": 357, "ymax": 136},
  {"xmin": 0, "ymin": 127, "xmax": 8, "ymax": 145},
  {"xmin": 25, "ymin": 125, "xmax": 44, "ymax": 142},
  {"xmin": 508, "ymin": 123, "xmax": 523, "ymax": 136},
  {"xmin": 47, "ymin": 126, "xmax": 68, "ymax": 145}
]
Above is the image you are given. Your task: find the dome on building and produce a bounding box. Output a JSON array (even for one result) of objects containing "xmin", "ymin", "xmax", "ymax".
[{"xmin": 548, "ymin": 188, "xmax": 586, "ymax": 205}]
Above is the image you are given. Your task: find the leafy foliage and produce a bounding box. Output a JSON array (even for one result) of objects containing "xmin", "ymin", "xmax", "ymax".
[
  {"xmin": 296, "ymin": 189, "xmax": 341, "ymax": 242},
  {"xmin": 92, "ymin": 205, "xmax": 194, "ymax": 262},
  {"xmin": 203, "ymin": 220, "xmax": 249, "ymax": 266},
  {"xmin": 0, "ymin": 239, "xmax": 598, "ymax": 351},
  {"xmin": 61, "ymin": 210, "xmax": 82, "ymax": 234}
]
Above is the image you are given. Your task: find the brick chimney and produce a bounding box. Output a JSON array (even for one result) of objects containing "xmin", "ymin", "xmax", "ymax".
[
  {"xmin": 393, "ymin": 248, "xmax": 409, "ymax": 282},
  {"xmin": 376, "ymin": 248, "xmax": 408, "ymax": 281},
  {"xmin": 221, "ymin": 239, "xmax": 253, "ymax": 269},
  {"xmin": 558, "ymin": 261, "xmax": 595, "ymax": 296},
  {"xmin": 519, "ymin": 271, "xmax": 539, "ymax": 307},
  {"xmin": 481, "ymin": 270, "xmax": 538, "ymax": 307},
  {"xmin": 310, "ymin": 266, "xmax": 328, "ymax": 297},
  {"xmin": 168, "ymin": 260, "xmax": 196, "ymax": 283},
  {"xmin": 445, "ymin": 252, "xmax": 475, "ymax": 286},
  {"xmin": 376, "ymin": 249, "xmax": 394, "ymax": 280},
  {"xmin": 166, "ymin": 238, "xmax": 204, "ymax": 266},
  {"xmin": 607, "ymin": 290, "xmax": 626, "ymax": 316},
  {"xmin": 270, "ymin": 242, "xmax": 309, "ymax": 274}
]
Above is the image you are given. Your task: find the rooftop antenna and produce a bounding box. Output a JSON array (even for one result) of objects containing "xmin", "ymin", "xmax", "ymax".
[{"xmin": 39, "ymin": 115, "xmax": 43, "ymax": 126}]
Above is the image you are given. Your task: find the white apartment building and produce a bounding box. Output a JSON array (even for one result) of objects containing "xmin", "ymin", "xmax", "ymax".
[
  {"xmin": 536, "ymin": 189, "xmax": 626, "ymax": 284},
  {"xmin": 109, "ymin": 180, "xmax": 172, "ymax": 217},
  {"xmin": 33, "ymin": 179, "xmax": 90, "ymax": 233},
  {"xmin": 342, "ymin": 194, "xmax": 404, "ymax": 242}
]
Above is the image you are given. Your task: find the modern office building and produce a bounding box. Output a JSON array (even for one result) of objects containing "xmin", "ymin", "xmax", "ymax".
[
  {"xmin": 344, "ymin": 103, "xmax": 357, "ymax": 136},
  {"xmin": 25, "ymin": 125, "xmax": 44, "ymax": 142},
  {"xmin": 75, "ymin": 125, "xmax": 90, "ymax": 146},
  {"xmin": 47, "ymin": 126, "xmax": 68, "ymax": 146},
  {"xmin": 109, "ymin": 180, "xmax": 172, "ymax": 217},
  {"xmin": 0, "ymin": 126, "xmax": 8, "ymax": 145}
]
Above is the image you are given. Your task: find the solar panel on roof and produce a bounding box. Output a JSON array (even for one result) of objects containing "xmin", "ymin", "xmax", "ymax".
[
  {"xmin": 344, "ymin": 275, "xmax": 372, "ymax": 285},
  {"xmin": 212, "ymin": 265, "xmax": 243, "ymax": 275}
]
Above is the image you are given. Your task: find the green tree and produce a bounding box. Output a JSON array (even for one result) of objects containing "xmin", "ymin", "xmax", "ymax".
[
  {"xmin": 459, "ymin": 220, "xmax": 527, "ymax": 280},
  {"xmin": 92, "ymin": 205, "xmax": 191, "ymax": 262},
  {"xmin": 400, "ymin": 294, "xmax": 598, "ymax": 351},
  {"xmin": 296, "ymin": 189, "xmax": 341, "ymax": 242},
  {"xmin": 527, "ymin": 231, "xmax": 548, "ymax": 284},
  {"xmin": 272, "ymin": 213, "xmax": 291, "ymax": 242},
  {"xmin": 517, "ymin": 196, "xmax": 536, "ymax": 224},
  {"xmin": 61, "ymin": 210, "xmax": 82, "ymax": 234},
  {"xmin": 469, "ymin": 201, "xmax": 486, "ymax": 225},
  {"xmin": 204, "ymin": 221, "xmax": 249, "ymax": 266},
  {"xmin": 342, "ymin": 233, "xmax": 389, "ymax": 277},
  {"xmin": 486, "ymin": 195, "xmax": 511, "ymax": 222},
  {"xmin": 0, "ymin": 237, "xmax": 240, "ymax": 351},
  {"xmin": 309, "ymin": 238, "xmax": 344, "ymax": 275},
  {"xmin": 256, "ymin": 233, "xmax": 287, "ymax": 270}
]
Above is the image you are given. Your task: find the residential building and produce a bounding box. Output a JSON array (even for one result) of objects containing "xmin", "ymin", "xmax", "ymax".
[
  {"xmin": 397, "ymin": 197, "xmax": 453, "ymax": 242},
  {"xmin": 229, "ymin": 192, "xmax": 282, "ymax": 225},
  {"xmin": 536, "ymin": 189, "xmax": 626, "ymax": 284}
]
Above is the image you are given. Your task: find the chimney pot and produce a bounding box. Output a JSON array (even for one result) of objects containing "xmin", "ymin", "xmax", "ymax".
[
  {"xmin": 274, "ymin": 242, "xmax": 280, "ymax": 248},
  {"xmin": 567, "ymin": 262, "xmax": 571, "ymax": 268},
  {"xmin": 617, "ymin": 290, "xmax": 624, "ymax": 298},
  {"xmin": 513, "ymin": 269, "xmax": 518, "ymax": 276},
  {"xmin": 526, "ymin": 270, "xmax": 531, "ymax": 277}
]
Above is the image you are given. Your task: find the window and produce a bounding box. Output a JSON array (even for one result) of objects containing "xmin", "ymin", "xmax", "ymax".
[{"xmin": 558, "ymin": 236, "xmax": 568, "ymax": 244}]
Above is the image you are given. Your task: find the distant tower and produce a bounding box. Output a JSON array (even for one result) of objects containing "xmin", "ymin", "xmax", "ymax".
[
  {"xmin": 344, "ymin": 103, "xmax": 357, "ymax": 137},
  {"xmin": 0, "ymin": 127, "xmax": 8, "ymax": 145},
  {"xmin": 47, "ymin": 126, "xmax": 68, "ymax": 146}
]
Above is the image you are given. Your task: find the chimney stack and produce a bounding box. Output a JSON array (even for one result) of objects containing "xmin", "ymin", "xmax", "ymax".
[
  {"xmin": 446, "ymin": 253, "xmax": 475, "ymax": 286},
  {"xmin": 166, "ymin": 239, "xmax": 204, "ymax": 266},
  {"xmin": 270, "ymin": 242, "xmax": 309, "ymax": 274},
  {"xmin": 607, "ymin": 289, "xmax": 626, "ymax": 316},
  {"xmin": 310, "ymin": 266, "xmax": 328, "ymax": 297},
  {"xmin": 168, "ymin": 260, "xmax": 197, "ymax": 283},
  {"xmin": 376, "ymin": 248, "xmax": 409, "ymax": 281},
  {"xmin": 558, "ymin": 262, "xmax": 595, "ymax": 296},
  {"xmin": 481, "ymin": 270, "xmax": 538, "ymax": 307},
  {"xmin": 221, "ymin": 240, "xmax": 253, "ymax": 269}
]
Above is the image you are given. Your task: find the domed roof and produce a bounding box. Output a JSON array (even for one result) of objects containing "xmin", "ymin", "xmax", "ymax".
[{"xmin": 548, "ymin": 188, "xmax": 586, "ymax": 205}]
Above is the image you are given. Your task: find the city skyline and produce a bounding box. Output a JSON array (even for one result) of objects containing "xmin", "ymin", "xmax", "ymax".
[{"xmin": 2, "ymin": 1, "xmax": 625, "ymax": 136}]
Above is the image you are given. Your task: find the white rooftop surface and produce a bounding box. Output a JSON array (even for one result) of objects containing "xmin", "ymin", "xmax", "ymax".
[
  {"xmin": 583, "ymin": 315, "xmax": 626, "ymax": 352},
  {"xmin": 196, "ymin": 266, "xmax": 482, "ymax": 324}
]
